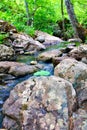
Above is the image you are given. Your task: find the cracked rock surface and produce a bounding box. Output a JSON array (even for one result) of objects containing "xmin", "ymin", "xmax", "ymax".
[
  {"xmin": 54, "ymin": 58, "xmax": 87, "ymax": 129},
  {"xmin": 0, "ymin": 45, "xmax": 15, "ymax": 61},
  {"xmin": 2, "ymin": 76, "xmax": 76, "ymax": 130},
  {"xmin": 54, "ymin": 58, "xmax": 87, "ymax": 88}
]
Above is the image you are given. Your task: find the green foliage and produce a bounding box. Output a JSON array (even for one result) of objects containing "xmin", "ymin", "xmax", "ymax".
[
  {"xmin": 0, "ymin": 33, "xmax": 8, "ymax": 44},
  {"xmin": 34, "ymin": 70, "xmax": 50, "ymax": 76},
  {"xmin": 0, "ymin": 0, "xmax": 61, "ymax": 35},
  {"xmin": 0, "ymin": 0, "xmax": 87, "ymax": 37},
  {"xmin": 71, "ymin": 0, "xmax": 87, "ymax": 27},
  {"xmin": 45, "ymin": 41, "xmax": 80, "ymax": 52},
  {"xmin": 24, "ymin": 26, "xmax": 35, "ymax": 36}
]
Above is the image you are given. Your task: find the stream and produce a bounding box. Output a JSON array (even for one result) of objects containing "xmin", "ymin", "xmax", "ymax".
[{"xmin": 0, "ymin": 54, "xmax": 54, "ymax": 128}]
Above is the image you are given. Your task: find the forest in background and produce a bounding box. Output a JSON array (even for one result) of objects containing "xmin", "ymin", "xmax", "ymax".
[{"xmin": 0, "ymin": 0, "xmax": 87, "ymax": 40}]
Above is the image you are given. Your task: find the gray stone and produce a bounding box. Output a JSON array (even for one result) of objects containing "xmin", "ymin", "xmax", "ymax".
[
  {"xmin": 0, "ymin": 61, "xmax": 43, "ymax": 77},
  {"xmin": 38, "ymin": 49, "xmax": 62, "ymax": 62},
  {"xmin": 81, "ymin": 57, "xmax": 87, "ymax": 64},
  {"xmin": 3, "ymin": 76, "xmax": 76, "ymax": 130},
  {"xmin": 35, "ymin": 30, "xmax": 63, "ymax": 47},
  {"xmin": 68, "ymin": 45, "xmax": 87, "ymax": 60},
  {"xmin": 30, "ymin": 60, "xmax": 37, "ymax": 65},
  {"xmin": 73, "ymin": 109, "xmax": 87, "ymax": 130},
  {"xmin": 68, "ymin": 38, "xmax": 82, "ymax": 43},
  {"xmin": 11, "ymin": 33, "xmax": 45, "ymax": 54},
  {"xmin": 77, "ymin": 81, "xmax": 87, "ymax": 109},
  {"xmin": 54, "ymin": 58, "xmax": 87, "ymax": 88},
  {"xmin": 52, "ymin": 56, "xmax": 69, "ymax": 67},
  {"xmin": 36, "ymin": 36, "xmax": 45, "ymax": 43},
  {"xmin": 0, "ymin": 45, "xmax": 15, "ymax": 61},
  {"xmin": 54, "ymin": 58, "xmax": 87, "ymax": 111}
]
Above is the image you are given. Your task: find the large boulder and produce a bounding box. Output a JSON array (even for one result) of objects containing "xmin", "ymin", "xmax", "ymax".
[
  {"xmin": 54, "ymin": 58, "xmax": 87, "ymax": 89},
  {"xmin": 0, "ymin": 61, "xmax": 43, "ymax": 77},
  {"xmin": 35, "ymin": 31, "xmax": 63, "ymax": 47},
  {"xmin": 37, "ymin": 49, "xmax": 62, "ymax": 62},
  {"xmin": 0, "ymin": 45, "xmax": 15, "ymax": 61},
  {"xmin": 54, "ymin": 58, "xmax": 87, "ymax": 111},
  {"xmin": 3, "ymin": 76, "xmax": 76, "ymax": 130}
]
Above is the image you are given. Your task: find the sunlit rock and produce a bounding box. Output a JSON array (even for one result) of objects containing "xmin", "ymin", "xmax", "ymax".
[{"xmin": 3, "ymin": 76, "xmax": 76, "ymax": 130}]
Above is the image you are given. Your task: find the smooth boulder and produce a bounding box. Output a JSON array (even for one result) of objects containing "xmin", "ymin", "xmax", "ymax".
[
  {"xmin": 37, "ymin": 49, "xmax": 62, "ymax": 62},
  {"xmin": 0, "ymin": 61, "xmax": 43, "ymax": 77}
]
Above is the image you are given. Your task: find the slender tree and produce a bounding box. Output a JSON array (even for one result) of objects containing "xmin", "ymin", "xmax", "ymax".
[
  {"xmin": 65, "ymin": 0, "xmax": 86, "ymax": 41},
  {"xmin": 61, "ymin": 0, "xmax": 65, "ymax": 31},
  {"xmin": 24, "ymin": 0, "xmax": 32, "ymax": 26}
]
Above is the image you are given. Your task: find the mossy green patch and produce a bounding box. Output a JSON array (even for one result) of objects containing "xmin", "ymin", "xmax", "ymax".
[
  {"xmin": 22, "ymin": 104, "xmax": 28, "ymax": 110},
  {"xmin": 0, "ymin": 33, "xmax": 9, "ymax": 44}
]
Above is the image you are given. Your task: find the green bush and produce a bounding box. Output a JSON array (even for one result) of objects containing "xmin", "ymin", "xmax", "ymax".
[
  {"xmin": 0, "ymin": 0, "xmax": 87, "ymax": 37},
  {"xmin": 0, "ymin": 33, "xmax": 9, "ymax": 44}
]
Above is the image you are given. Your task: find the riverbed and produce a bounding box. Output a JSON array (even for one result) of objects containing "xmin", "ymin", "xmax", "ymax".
[{"xmin": 0, "ymin": 54, "xmax": 54, "ymax": 128}]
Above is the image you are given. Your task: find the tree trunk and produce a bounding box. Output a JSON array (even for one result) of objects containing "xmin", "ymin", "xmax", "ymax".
[
  {"xmin": 24, "ymin": 0, "xmax": 32, "ymax": 26},
  {"xmin": 61, "ymin": 0, "xmax": 65, "ymax": 31},
  {"xmin": 65, "ymin": 0, "xmax": 86, "ymax": 41}
]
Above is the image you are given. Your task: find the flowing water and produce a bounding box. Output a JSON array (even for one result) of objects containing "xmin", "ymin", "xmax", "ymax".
[{"xmin": 0, "ymin": 54, "xmax": 54, "ymax": 128}]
